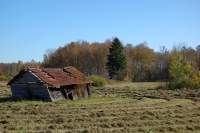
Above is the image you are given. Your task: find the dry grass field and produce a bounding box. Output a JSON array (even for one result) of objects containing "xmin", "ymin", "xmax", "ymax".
[{"xmin": 0, "ymin": 82, "xmax": 200, "ymax": 133}]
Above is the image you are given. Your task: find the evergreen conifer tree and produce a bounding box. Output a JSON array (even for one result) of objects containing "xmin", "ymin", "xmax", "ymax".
[{"xmin": 106, "ymin": 37, "xmax": 127, "ymax": 79}]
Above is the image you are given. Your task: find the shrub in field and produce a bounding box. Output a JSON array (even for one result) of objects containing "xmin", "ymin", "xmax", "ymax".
[
  {"xmin": 168, "ymin": 79, "xmax": 193, "ymax": 89},
  {"xmin": 168, "ymin": 73, "xmax": 200, "ymax": 89},
  {"xmin": 169, "ymin": 52, "xmax": 194, "ymax": 80},
  {"xmin": 90, "ymin": 75, "xmax": 107, "ymax": 87},
  {"xmin": 191, "ymin": 72, "xmax": 200, "ymax": 88},
  {"xmin": 169, "ymin": 52, "xmax": 200, "ymax": 89}
]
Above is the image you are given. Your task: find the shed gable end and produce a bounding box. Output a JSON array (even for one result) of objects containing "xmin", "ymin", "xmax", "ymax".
[{"xmin": 12, "ymin": 71, "xmax": 42, "ymax": 84}]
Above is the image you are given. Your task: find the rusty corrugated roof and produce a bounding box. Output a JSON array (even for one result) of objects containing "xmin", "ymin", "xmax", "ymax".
[{"xmin": 8, "ymin": 66, "xmax": 91, "ymax": 87}]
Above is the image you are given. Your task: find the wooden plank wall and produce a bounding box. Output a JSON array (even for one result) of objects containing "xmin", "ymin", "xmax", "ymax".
[
  {"xmin": 10, "ymin": 71, "xmax": 52, "ymax": 101},
  {"xmin": 11, "ymin": 84, "xmax": 51, "ymax": 101},
  {"xmin": 48, "ymin": 88, "xmax": 65, "ymax": 101},
  {"xmin": 48, "ymin": 84, "xmax": 90, "ymax": 101}
]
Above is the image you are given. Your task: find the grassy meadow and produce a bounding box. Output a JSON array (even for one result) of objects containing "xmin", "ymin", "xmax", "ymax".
[{"xmin": 0, "ymin": 82, "xmax": 200, "ymax": 133}]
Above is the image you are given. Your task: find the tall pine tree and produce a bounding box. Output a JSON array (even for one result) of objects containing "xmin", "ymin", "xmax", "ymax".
[{"xmin": 106, "ymin": 37, "xmax": 127, "ymax": 79}]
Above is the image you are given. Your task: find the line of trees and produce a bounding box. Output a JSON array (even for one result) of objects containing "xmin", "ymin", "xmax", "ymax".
[
  {"xmin": 42, "ymin": 38, "xmax": 200, "ymax": 82},
  {"xmin": 1, "ymin": 37, "xmax": 200, "ymax": 84}
]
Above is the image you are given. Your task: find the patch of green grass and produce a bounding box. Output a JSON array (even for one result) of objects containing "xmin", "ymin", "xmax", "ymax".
[{"xmin": 54, "ymin": 96, "xmax": 132, "ymax": 106}]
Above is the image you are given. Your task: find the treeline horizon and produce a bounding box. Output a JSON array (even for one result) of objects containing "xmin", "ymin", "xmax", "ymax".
[{"xmin": 0, "ymin": 38, "xmax": 200, "ymax": 82}]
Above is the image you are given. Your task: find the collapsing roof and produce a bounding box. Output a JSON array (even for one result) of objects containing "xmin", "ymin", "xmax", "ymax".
[{"xmin": 8, "ymin": 66, "xmax": 91, "ymax": 88}]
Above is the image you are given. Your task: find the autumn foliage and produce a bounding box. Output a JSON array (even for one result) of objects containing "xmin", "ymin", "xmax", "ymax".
[{"xmin": 1, "ymin": 38, "xmax": 200, "ymax": 89}]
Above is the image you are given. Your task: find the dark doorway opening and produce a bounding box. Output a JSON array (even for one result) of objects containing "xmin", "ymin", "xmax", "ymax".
[
  {"xmin": 68, "ymin": 92, "xmax": 73, "ymax": 100},
  {"xmin": 61, "ymin": 87, "xmax": 73, "ymax": 100},
  {"xmin": 61, "ymin": 88, "xmax": 67, "ymax": 99}
]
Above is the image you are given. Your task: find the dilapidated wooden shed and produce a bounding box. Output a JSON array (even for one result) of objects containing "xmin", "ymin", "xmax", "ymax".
[{"xmin": 8, "ymin": 66, "xmax": 92, "ymax": 101}]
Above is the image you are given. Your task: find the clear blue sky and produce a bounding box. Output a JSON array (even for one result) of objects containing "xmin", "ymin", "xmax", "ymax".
[{"xmin": 0, "ymin": 0, "xmax": 200, "ymax": 63}]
